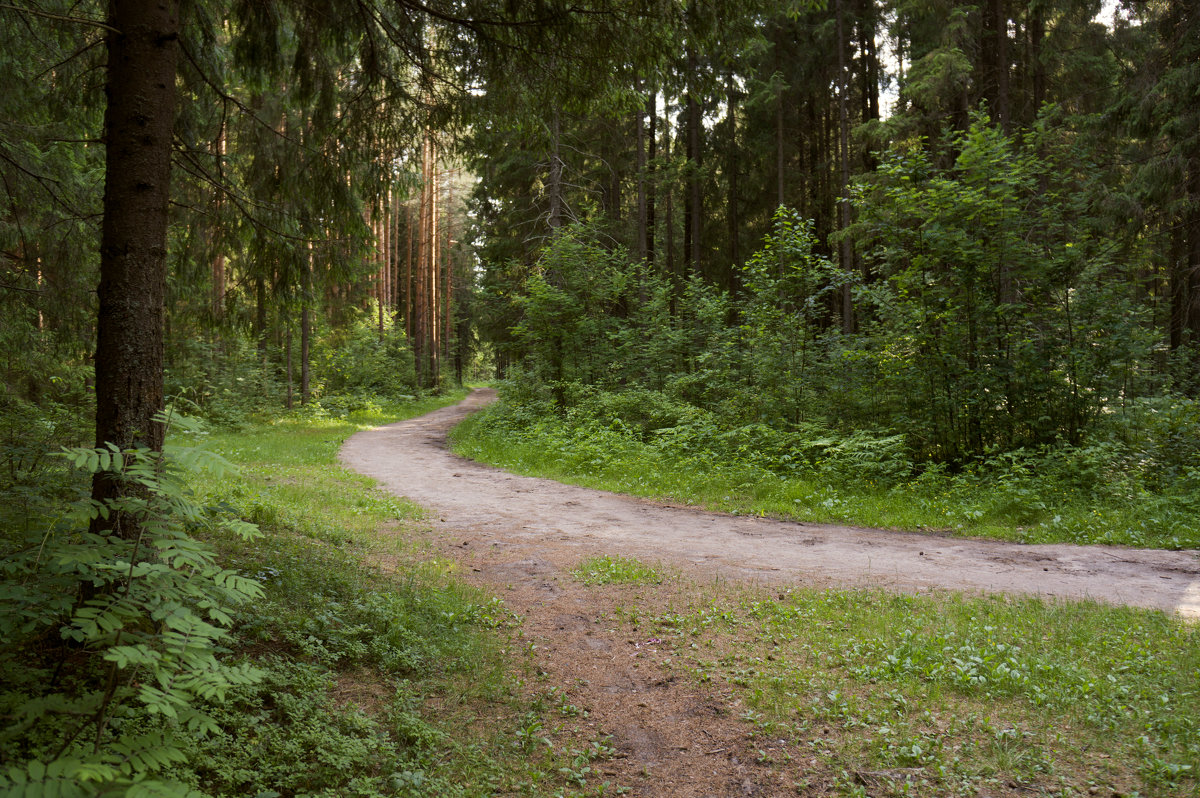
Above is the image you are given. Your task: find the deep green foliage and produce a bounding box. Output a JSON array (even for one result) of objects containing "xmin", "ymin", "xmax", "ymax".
[
  {"xmin": 314, "ymin": 307, "xmax": 418, "ymax": 399},
  {"xmin": 500, "ymin": 116, "xmax": 1170, "ymax": 472},
  {"xmin": 0, "ymin": 436, "xmax": 263, "ymax": 797},
  {"xmin": 469, "ymin": 121, "xmax": 1200, "ymax": 549},
  {"xmin": 852, "ymin": 116, "xmax": 1153, "ymax": 461}
]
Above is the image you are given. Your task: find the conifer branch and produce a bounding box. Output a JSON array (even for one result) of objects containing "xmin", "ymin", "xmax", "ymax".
[{"xmin": 0, "ymin": 2, "xmax": 118, "ymax": 33}]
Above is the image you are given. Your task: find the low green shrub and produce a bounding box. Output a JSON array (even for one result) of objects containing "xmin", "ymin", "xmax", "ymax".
[{"xmin": 0, "ymin": 437, "xmax": 263, "ymax": 797}]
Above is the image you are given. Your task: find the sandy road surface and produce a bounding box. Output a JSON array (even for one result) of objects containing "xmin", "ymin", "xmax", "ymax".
[{"xmin": 341, "ymin": 388, "xmax": 1200, "ymax": 617}]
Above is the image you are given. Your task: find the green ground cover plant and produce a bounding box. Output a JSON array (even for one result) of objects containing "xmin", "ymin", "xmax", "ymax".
[
  {"xmin": 571, "ymin": 555, "xmax": 663, "ymax": 586},
  {"xmin": 577, "ymin": 555, "xmax": 1200, "ymax": 796},
  {"xmin": 1, "ymin": 392, "xmax": 619, "ymax": 797}
]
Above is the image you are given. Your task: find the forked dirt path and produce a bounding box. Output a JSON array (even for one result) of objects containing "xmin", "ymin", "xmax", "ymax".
[{"xmin": 340, "ymin": 388, "xmax": 1200, "ymax": 796}]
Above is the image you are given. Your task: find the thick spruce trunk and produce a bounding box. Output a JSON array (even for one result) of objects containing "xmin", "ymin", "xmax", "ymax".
[{"xmin": 92, "ymin": 0, "xmax": 179, "ymax": 513}]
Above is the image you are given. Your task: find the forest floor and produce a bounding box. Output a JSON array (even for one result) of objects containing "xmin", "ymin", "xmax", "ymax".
[{"xmin": 339, "ymin": 388, "xmax": 1200, "ymax": 797}]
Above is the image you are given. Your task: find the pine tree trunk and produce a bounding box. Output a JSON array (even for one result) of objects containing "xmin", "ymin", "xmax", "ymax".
[
  {"xmin": 1030, "ymin": 4, "xmax": 1045, "ymax": 114},
  {"xmin": 636, "ymin": 79, "xmax": 648, "ymax": 262},
  {"xmin": 443, "ymin": 172, "xmax": 454, "ymax": 374},
  {"xmin": 255, "ymin": 275, "xmax": 267, "ymax": 354},
  {"xmin": 549, "ymin": 108, "xmax": 563, "ymax": 230},
  {"xmin": 726, "ymin": 75, "xmax": 740, "ymax": 283},
  {"xmin": 836, "ymin": 0, "xmax": 854, "ymax": 333},
  {"xmin": 405, "ymin": 201, "xmax": 413, "ymax": 339},
  {"xmin": 647, "ymin": 88, "xmax": 657, "ymax": 267},
  {"xmin": 301, "ymin": 247, "xmax": 311, "ymax": 405},
  {"xmin": 776, "ymin": 89, "xmax": 785, "ymax": 209},
  {"xmin": 211, "ymin": 124, "xmax": 226, "ymax": 320},
  {"xmin": 92, "ymin": 0, "xmax": 179, "ymax": 527},
  {"xmin": 285, "ymin": 323, "xmax": 293, "ymax": 410},
  {"xmin": 1173, "ymin": 163, "xmax": 1200, "ymax": 387},
  {"xmin": 686, "ymin": 68, "xmax": 702, "ymax": 278}
]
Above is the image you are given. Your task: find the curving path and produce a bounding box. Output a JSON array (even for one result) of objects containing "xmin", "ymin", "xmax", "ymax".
[{"xmin": 340, "ymin": 389, "xmax": 1200, "ymax": 617}]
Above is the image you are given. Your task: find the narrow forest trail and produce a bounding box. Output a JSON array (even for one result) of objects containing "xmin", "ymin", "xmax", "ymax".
[{"xmin": 339, "ymin": 388, "xmax": 1200, "ymax": 797}]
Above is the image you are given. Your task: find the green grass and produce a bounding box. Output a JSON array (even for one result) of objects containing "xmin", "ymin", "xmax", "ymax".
[
  {"xmin": 600, "ymin": 580, "xmax": 1200, "ymax": 797},
  {"xmin": 571, "ymin": 554, "xmax": 663, "ymax": 586},
  {"xmin": 166, "ymin": 392, "xmax": 622, "ymax": 797},
  {"xmin": 450, "ymin": 402, "xmax": 1200, "ymax": 549}
]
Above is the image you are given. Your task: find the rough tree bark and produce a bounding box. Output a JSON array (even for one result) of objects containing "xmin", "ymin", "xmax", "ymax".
[{"xmin": 92, "ymin": 0, "xmax": 180, "ymax": 517}]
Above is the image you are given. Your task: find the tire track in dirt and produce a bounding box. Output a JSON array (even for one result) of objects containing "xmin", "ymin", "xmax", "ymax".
[{"xmin": 341, "ymin": 388, "xmax": 1200, "ymax": 616}]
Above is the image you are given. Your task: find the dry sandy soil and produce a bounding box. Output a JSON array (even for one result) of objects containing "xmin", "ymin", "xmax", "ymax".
[{"xmin": 340, "ymin": 388, "xmax": 1200, "ymax": 797}]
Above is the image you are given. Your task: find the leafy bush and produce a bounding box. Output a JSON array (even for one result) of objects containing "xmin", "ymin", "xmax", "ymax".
[
  {"xmin": 315, "ymin": 304, "xmax": 417, "ymax": 398},
  {"xmin": 0, "ymin": 436, "xmax": 263, "ymax": 797},
  {"xmin": 571, "ymin": 387, "xmax": 702, "ymax": 441},
  {"xmin": 165, "ymin": 335, "xmax": 286, "ymax": 427},
  {"xmin": 852, "ymin": 116, "xmax": 1152, "ymax": 461}
]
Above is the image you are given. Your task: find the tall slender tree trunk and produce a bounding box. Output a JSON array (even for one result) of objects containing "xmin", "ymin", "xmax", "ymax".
[
  {"xmin": 647, "ymin": 88, "xmax": 657, "ymax": 267},
  {"xmin": 1172, "ymin": 165, "xmax": 1200, "ymax": 380},
  {"xmin": 862, "ymin": 1, "xmax": 880, "ymax": 122},
  {"xmin": 771, "ymin": 22, "xmax": 786, "ymax": 210},
  {"xmin": 255, "ymin": 275, "xmax": 267, "ymax": 353},
  {"xmin": 636, "ymin": 79, "xmax": 648, "ymax": 262},
  {"xmin": 430, "ymin": 165, "xmax": 440, "ymax": 384},
  {"xmin": 301, "ymin": 244, "xmax": 311, "ymax": 404},
  {"xmin": 376, "ymin": 201, "xmax": 385, "ymax": 341},
  {"xmin": 210, "ymin": 123, "xmax": 226, "ymax": 320},
  {"xmin": 994, "ymin": 0, "xmax": 1009, "ymax": 128},
  {"xmin": 549, "ymin": 107, "xmax": 563, "ymax": 230},
  {"xmin": 1030, "ymin": 4, "xmax": 1045, "ymax": 116},
  {"xmin": 726, "ymin": 75, "xmax": 740, "ymax": 284},
  {"xmin": 686, "ymin": 61, "xmax": 702, "ymax": 279},
  {"xmin": 92, "ymin": 0, "xmax": 179, "ymax": 523},
  {"xmin": 443, "ymin": 172, "xmax": 454, "ymax": 371},
  {"xmin": 776, "ymin": 95, "xmax": 786, "ymax": 209},
  {"xmin": 386, "ymin": 186, "xmax": 394, "ymax": 310},
  {"xmin": 405, "ymin": 201, "xmax": 413, "ymax": 338},
  {"xmin": 836, "ymin": 0, "xmax": 855, "ymax": 333},
  {"xmin": 285, "ymin": 323, "xmax": 293, "ymax": 410},
  {"xmin": 982, "ymin": 0, "xmax": 1011, "ymax": 127}
]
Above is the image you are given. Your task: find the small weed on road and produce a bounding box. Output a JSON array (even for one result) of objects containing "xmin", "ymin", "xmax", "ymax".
[{"xmin": 572, "ymin": 555, "xmax": 663, "ymax": 586}]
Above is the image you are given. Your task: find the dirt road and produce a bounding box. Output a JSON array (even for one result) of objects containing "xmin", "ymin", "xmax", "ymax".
[
  {"xmin": 340, "ymin": 389, "xmax": 1200, "ymax": 796},
  {"xmin": 341, "ymin": 388, "xmax": 1200, "ymax": 617}
]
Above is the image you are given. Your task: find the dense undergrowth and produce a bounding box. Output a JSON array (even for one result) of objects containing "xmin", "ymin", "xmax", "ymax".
[
  {"xmin": 0, "ymin": 392, "xmax": 602, "ymax": 797},
  {"xmin": 468, "ymin": 123, "xmax": 1200, "ymax": 551},
  {"xmin": 452, "ymin": 381, "xmax": 1200, "ymax": 549}
]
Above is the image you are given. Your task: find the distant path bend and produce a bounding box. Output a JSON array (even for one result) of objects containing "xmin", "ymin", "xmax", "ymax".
[{"xmin": 340, "ymin": 388, "xmax": 1200, "ymax": 617}]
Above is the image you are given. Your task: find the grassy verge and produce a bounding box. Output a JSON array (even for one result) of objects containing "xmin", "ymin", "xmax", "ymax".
[
  {"xmin": 569, "ymin": 554, "xmax": 1200, "ymax": 797},
  {"xmin": 169, "ymin": 393, "xmax": 613, "ymax": 797},
  {"xmin": 450, "ymin": 401, "xmax": 1200, "ymax": 549}
]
